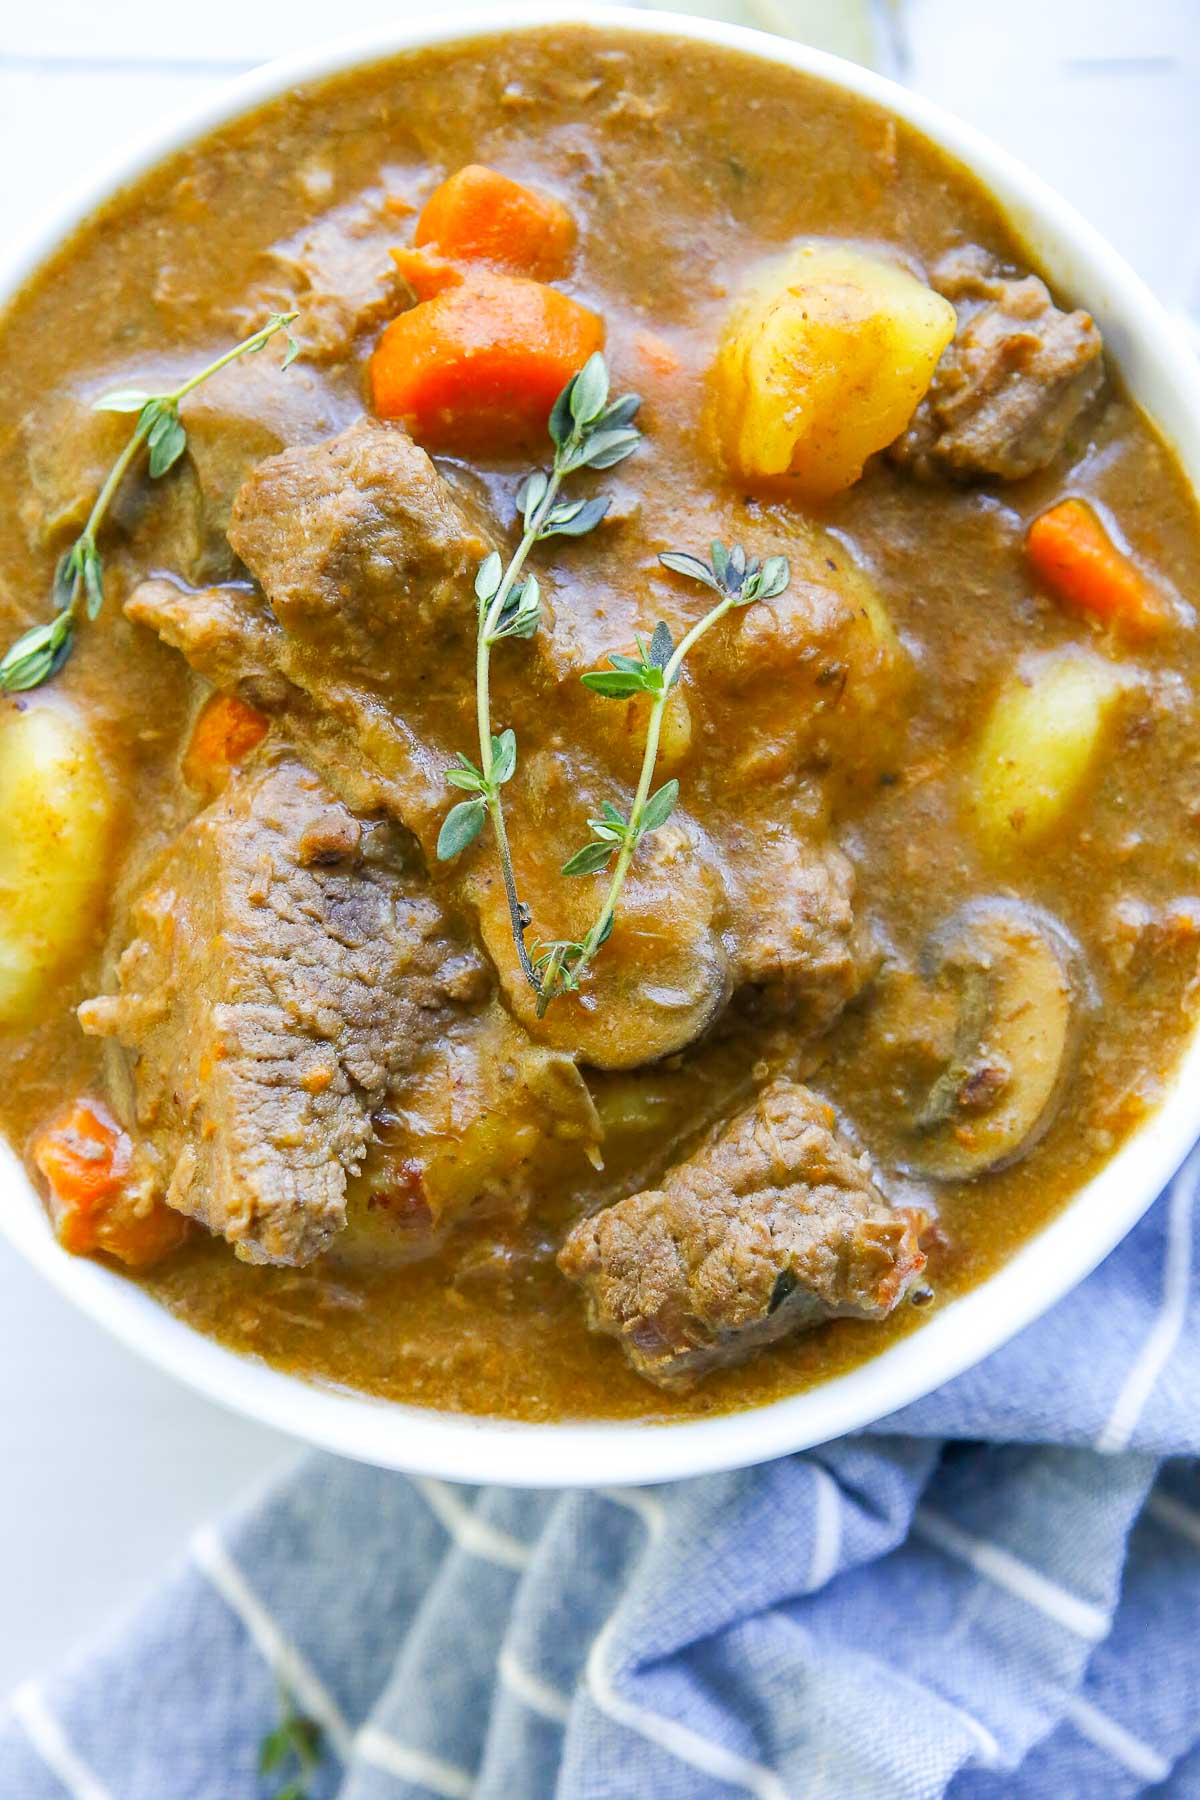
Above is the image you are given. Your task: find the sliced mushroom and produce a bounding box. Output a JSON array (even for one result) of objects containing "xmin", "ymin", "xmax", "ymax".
[
  {"xmin": 470, "ymin": 818, "xmax": 731, "ymax": 1070},
  {"xmin": 904, "ymin": 898, "xmax": 1086, "ymax": 1179}
]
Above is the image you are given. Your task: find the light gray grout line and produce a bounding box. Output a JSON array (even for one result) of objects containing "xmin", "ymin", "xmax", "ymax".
[{"xmin": 0, "ymin": 51, "xmax": 258, "ymax": 78}]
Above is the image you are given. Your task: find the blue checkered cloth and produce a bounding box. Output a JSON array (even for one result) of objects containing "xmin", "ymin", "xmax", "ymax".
[{"xmin": 4, "ymin": 1148, "xmax": 1200, "ymax": 1799}]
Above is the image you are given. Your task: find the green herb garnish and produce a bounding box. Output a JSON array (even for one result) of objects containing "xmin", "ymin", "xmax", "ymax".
[
  {"xmin": 437, "ymin": 351, "xmax": 790, "ymax": 1014},
  {"xmin": 258, "ymin": 1680, "xmax": 323, "ymax": 1800},
  {"xmin": 533, "ymin": 540, "xmax": 790, "ymax": 1012},
  {"xmin": 0, "ymin": 312, "xmax": 300, "ymax": 694},
  {"xmin": 436, "ymin": 351, "xmax": 641, "ymax": 990}
]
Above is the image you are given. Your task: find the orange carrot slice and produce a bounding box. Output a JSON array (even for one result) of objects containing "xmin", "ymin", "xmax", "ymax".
[
  {"xmin": 32, "ymin": 1100, "xmax": 187, "ymax": 1267},
  {"xmin": 372, "ymin": 262, "xmax": 603, "ymax": 454},
  {"xmin": 183, "ymin": 692, "xmax": 269, "ymax": 796},
  {"xmin": 414, "ymin": 165, "xmax": 575, "ymax": 279},
  {"xmin": 1026, "ymin": 498, "xmax": 1171, "ymax": 640}
]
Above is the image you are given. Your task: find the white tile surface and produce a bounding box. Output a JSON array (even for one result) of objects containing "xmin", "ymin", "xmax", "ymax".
[
  {"xmin": 0, "ymin": 1236, "xmax": 296, "ymax": 1690},
  {"xmin": 0, "ymin": 0, "xmax": 1196, "ymax": 1692}
]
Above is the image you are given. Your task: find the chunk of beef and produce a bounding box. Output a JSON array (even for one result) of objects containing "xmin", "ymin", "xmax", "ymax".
[
  {"xmin": 722, "ymin": 824, "xmax": 874, "ymax": 1031},
  {"xmin": 892, "ymin": 246, "xmax": 1104, "ymax": 482},
  {"xmin": 178, "ymin": 355, "xmax": 350, "ymax": 569},
  {"xmin": 127, "ymin": 418, "xmax": 491, "ymax": 834},
  {"xmin": 79, "ymin": 758, "xmax": 485, "ymax": 1266},
  {"xmin": 236, "ymin": 194, "xmax": 407, "ymax": 365},
  {"xmin": 559, "ymin": 1079, "xmax": 925, "ymax": 1389},
  {"xmin": 227, "ymin": 417, "xmax": 485, "ymax": 658}
]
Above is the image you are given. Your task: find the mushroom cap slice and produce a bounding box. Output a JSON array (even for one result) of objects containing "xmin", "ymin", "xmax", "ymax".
[{"xmin": 906, "ymin": 898, "xmax": 1085, "ymax": 1180}]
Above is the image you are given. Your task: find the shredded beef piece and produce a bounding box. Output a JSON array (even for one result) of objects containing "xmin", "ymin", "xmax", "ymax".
[
  {"xmin": 79, "ymin": 759, "xmax": 484, "ymax": 1266},
  {"xmin": 559, "ymin": 1079, "xmax": 926, "ymax": 1389},
  {"xmin": 126, "ymin": 418, "xmax": 491, "ymax": 833},
  {"xmin": 236, "ymin": 194, "xmax": 407, "ymax": 365},
  {"xmin": 722, "ymin": 825, "xmax": 874, "ymax": 1031},
  {"xmin": 892, "ymin": 246, "xmax": 1104, "ymax": 482}
]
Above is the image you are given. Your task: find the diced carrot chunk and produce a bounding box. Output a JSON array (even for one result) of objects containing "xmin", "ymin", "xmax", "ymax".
[
  {"xmin": 91, "ymin": 1198, "xmax": 189, "ymax": 1268},
  {"xmin": 1026, "ymin": 498, "xmax": 1171, "ymax": 640},
  {"xmin": 414, "ymin": 165, "xmax": 575, "ymax": 279},
  {"xmin": 34, "ymin": 1101, "xmax": 127, "ymax": 1215},
  {"xmin": 183, "ymin": 692, "xmax": 269, "ymax": 796},
  {"xmin": 32, "ymin": 1100, "xmax": 188, "ymax": 1267},
  {"xmin": 372, "ymin": 263, "xmax": 604, "ymax": 454}
]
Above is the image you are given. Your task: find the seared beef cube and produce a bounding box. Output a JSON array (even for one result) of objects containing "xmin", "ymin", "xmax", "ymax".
[
  {"xmin": 559, "ymin": 1079, "xmax": 925, "ymax": 1390},
  {"xmin": 79, "ymin": 759, "xmax": 483, "ymax": 1266},
  {"xmin": 225, "ymin": 417, "xmax": 486, "ymax": 657},
  {"xmin": 722, "ymin": 825, "xmax": 872, "ymax": 1033},
  {"xmin": 236, "ymin": 194, "xmax": 407, "ymax": 365},
  {"xmin": 126, "ymin": 418, "xmax": 491, "ymax": 836},
  {"xmin": 893, "ymin": 247, "xmax": 1103, "ymax": 482}
]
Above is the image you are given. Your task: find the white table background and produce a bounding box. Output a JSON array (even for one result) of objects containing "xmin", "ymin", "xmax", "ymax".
[{"xmin": 1, "ymin": 0, "xmax": 1196, "ymax": 1696}]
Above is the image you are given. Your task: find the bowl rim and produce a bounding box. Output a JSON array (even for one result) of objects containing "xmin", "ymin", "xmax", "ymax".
[{"xmin": 3, "ymin": 2, "xmax": 1200, "ymax": 1488}]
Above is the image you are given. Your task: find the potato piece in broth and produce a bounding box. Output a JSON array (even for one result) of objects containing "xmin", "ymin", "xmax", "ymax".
[{"xmin": 0, "ymin": 701, "xmax": 115, "ymax": 1024}]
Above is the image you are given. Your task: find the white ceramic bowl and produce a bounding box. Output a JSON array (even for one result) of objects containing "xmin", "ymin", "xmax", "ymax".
[{"xmin": 3, "ymin": 5, "xmax": 1199, "ymax": 1488}]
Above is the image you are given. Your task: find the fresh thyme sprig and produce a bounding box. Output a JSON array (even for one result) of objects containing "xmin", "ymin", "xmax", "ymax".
[
  {"xmin": 0, "ymin": 312, "xmax": 300, "ymax": 694},
  {"xmin": 258, "ymin": 1680, "xmax": 323, "ymax": 1800},
  {"xmin": 436, "ymin": 352, "xmax": 642, "ymax": 990},
  {"xmin": 434, "ymin": 357, "xmax": 790, "ymax": 1014},
  {"xmin": 531, "ymin": 541, "xmax": 790, "ymax": 1012}
]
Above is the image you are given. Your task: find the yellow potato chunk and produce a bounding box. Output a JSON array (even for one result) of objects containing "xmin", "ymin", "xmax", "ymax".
[
  {"xmin": 0, "ymin": 702, "xmax": 116, "ymax": 1023},
  {"xmin": 711, "ymin": 243, "xmax": 956, "ymax": 497},
  {"xmin": 967, "ymin": 652, "xmax": 1125, "ymax": 854}
]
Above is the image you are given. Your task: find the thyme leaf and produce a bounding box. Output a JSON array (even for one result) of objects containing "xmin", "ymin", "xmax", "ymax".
[
  {"xmin": 258, "ymin": 1681, "xmax": 322, "ymax": 1800},
  {"xmin": 0, "ymin": 311, "xmax": 299, "ymax": 695},
  {"xmin": 0, "ymin": 610, "xmax": 74, "ymax": 692},
  {"xmin": 641, "ymin": 778, "xmax": 680, "ymax": 833},
  {"xmin": 491, "ymin": 728, "xmax": 518, "ymax": 785},
  {"xmin": 437, "ymin": 797, "xmax": 487, "ymax": 859},
  {"xmin": 580, "ymin": 667, "xmax": 654, "ymax": 698},
  {"xmin": 562, "ymin": 839, "xmax": 617, "ymax": 877}
]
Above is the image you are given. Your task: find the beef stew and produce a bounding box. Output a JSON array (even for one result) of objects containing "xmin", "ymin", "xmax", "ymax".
[{"xmin": 2, "ymin": 28, "xmax": 1199, "ymax": 1424}]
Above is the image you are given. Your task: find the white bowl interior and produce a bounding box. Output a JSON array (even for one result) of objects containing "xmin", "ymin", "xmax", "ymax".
[{"xmin": 3, "ymin": 3, "xmax": 1199, "ymax": 1487}]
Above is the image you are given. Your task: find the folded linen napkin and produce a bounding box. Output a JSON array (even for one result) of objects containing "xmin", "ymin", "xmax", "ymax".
[{"xmin": 3, "ymin": 1149, "xmax": 1199, "ymax": 1800}]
